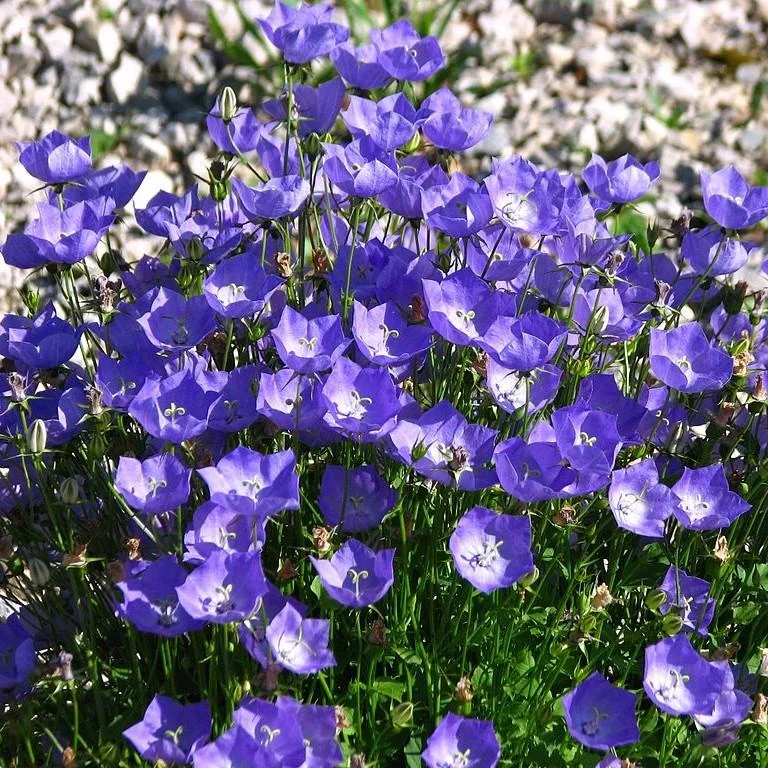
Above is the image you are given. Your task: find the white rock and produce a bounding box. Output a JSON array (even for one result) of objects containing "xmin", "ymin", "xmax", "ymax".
[
  {"xmin": 97, "ymin": 22, "xmax": 122, "ymax": 65},
  {"xmin": 106, "ymin": 53, "xmax": 144, "ymax": 104},
  {"xmin": 131, "ymin": 169, "xmax": 176, "ymax": 210},
  {"xmin": 37, "ymin": 25, "xmax": 74, "ymax": 61}
]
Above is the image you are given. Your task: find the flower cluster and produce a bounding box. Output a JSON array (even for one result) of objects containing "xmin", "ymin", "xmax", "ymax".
[{"xmin": 0, "ymin": 1, "xmax": 766, "ymax": 766}]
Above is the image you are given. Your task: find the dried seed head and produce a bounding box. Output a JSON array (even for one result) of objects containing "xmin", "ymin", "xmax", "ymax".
[
  {"xmin": 335, "ymin": 705, "xmax": 352, "ymax": 730},
  {"xmin": 710, "ymin": 643, "xmax": 740, "ymax": 661},
  {"xmin": 455, "ymin": 676, "xmax": 473, "ymax": 703},
  {"xmin": 106, "ymin": 560, "xmax": 125, "ymax": 584},
  {"xmin": 312, "ymin": 248, "xmax": 330, "ymax": 276},
  {"xmin": 350, "ymin": 754, "xmax": 366, "ymax": 768},
  {"xmin": 124, "ymin": 538, "xmax": 142, "ymax": 561},
  {"xmin": 312, "ymin": 526, "xmax": 332, "ymax": 555},
  {"xmin": 367, "ymin": 618, "xmax": 387, "ymax": 646},
  {"xmin": 62, "ymin": 543, "xmax": 88, "ymax": 568},
  {"xmin": 409, "ymin": 295, "xmax": 426, "ymax": 323},
  {"xmin": 754, "ymin": 693, "xmax": 768, "ymax": 725},
  {"xmin": 760, "ymin": 648, "xmax": 768, "ymax": 677},
  {"xmin": 553, "ymin": 504, "xmax": 575, "ymax": 526},
  {"xmin": 61, "ymin": 747, "xmax": 77, "ymax": 768},
  {"xmin": 590, "ymin": 583, "xmax": 615, "ymax": 609},
  {"xmin": 276, "ymin": 251, "xmax": 293, "ymax": 278},
  {"xmin": 276, "ymin": 558, "xmax": 298, "ymax": 582},
  {"xmin": 733, "ymin": 349, "xmax": 754, "ymax": 377},
  {"xmin": 713, "ymin": 535, "xmax": 729, "ymax": 563}
]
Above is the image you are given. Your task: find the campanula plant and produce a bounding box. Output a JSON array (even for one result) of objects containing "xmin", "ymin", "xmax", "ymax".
[{"xmin": 0, "ymin": 1, "xmax": 766, "ymax": 765}]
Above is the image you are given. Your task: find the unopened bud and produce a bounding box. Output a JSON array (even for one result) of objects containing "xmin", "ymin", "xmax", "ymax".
[
  {"xmin": 210, "ymin": 180, "xmax": 228, "ymax": 203},
  {"xmin": 519, "ymin": 566, "xmax": 539, "ymax": 589},
  {"xmin": 60, "ymin": 477, "xmax": 80, "ymax": 505},
  {"xmin": 302, "ymin": 132, "xmax": 323, "ymax": 157},
  {"xmin": 27, "ymin": 419, "xmax": 47, "ymax": 454},
  {"xmin": 390, "ymin": 701, "xmax": 414, "ymax": 730},
  {"xmin": 662, "ymin": 613, "xmax": 684, "ymax": 636},
  {"xmin": 26, "ymin": 557, "xmax": 50, "ymax": 587},
  {"xmin": 401, "ymin": 132, "xmax": 421, "ymax": 154},
  {"xmin": 645, "ymin": 588, "xmax": 667, "ymax": 611},
  {"xmin": 186, "ymin": 237, "xmax": 204, "ymax": 262},
  {"xmin": 367, "ymin": 618, "xmax": 387, "ymax": 646},
  {"xmin": 219, "ymin": 86, "xmax": 238, "ymax": 123}
]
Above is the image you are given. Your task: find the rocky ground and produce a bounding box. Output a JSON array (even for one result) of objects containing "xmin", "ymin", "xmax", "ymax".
[{"xmin": 1, "ymin": 0, "xmax": 768, "ymax": 309}]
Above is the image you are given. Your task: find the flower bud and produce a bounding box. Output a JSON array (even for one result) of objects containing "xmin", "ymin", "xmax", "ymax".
[
  {"xmin": 402, "ymin": 132, "xmax": 422, "ymax": 154},
  {"xmin": 302, "ymin": 132, "xmax": 323, "ymax": 157},
  {"xmin": 27, "ymin": 419, "xmax": 47, "ymax": 454},
  {"xmin": 390, "ymin": 701, "xmax": 414, "ymax": 731},
  {"xmin": 645, "ymin": 588, "xmax": 667, "ymax": 611},
  {"xmin": 662, "ymin": 613, "xmax": 684, "ymax": 636},
  {"xmin": 60, "ymin": 477, "xmax": 80, "ymax": 505},
  {"xmin": 26, "ymin": 557, "xmax": 50, "ymax": 587},
  {"xmin": 518, "ymin": 566, "xmax": 539, "ymax": 589},
  {"xmin": 219, "ymin": 86, "xmax": 238, "ymax": 123}
]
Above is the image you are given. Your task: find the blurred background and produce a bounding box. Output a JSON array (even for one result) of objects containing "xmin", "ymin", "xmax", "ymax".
[{"xmin": 2, "ymin": 0, "xmax": 768, "ymax": 306}]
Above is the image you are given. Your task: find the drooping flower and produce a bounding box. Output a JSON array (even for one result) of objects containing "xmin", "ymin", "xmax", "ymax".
[
  {"xmin": 416, "ymin": 87, "xmax": 492, "ymax": 151},
  {"xmin": 422, "ymin": 173, "xmax": 494, "ymax": 237},
  {"xmin": 0, "ymin": 303, "xmax": 82, "ymax": 369},
  {"xmin": 330, "ymin": 41, "xmax": 391, "ymax": 89},
  {"xmin": 310, "ymin": 539, "xmax": 395, "ymax": 608},
  {"xmin": 562, "ymin": 672, "xmax": 640, "ymax": 751},
  {"xmin": 0, "ymin": 615, "xmax": 35, "ymax": 691},
  {"xmin": 263, "ymin": 78, "xmax": 346, "ymax": 139},
  {"xmin": 322, "ymin": 136, "xmax": 399, "ymax": 198},
  {"xmin": 681, "ymin": 226, "xmax": 751, "ymax": 276},
  {"xmin": 700, "ymin": 166, "xmax": 768, "ymax": 230},
  {"xmin": 694, "ymin": 663, "xmax": 753, "ymax": 747},
  {"xmin": 231, "ymin": 176, "xmax": 311, "ymax": 222},
  {"xmin": 342, "ymin": 93, "xmax": 418, "ymax": 151},
  {"xmin": 370, "ymin": 19, "xmax": 445, "ymax": 81},
  {"xmin": 649, "ymin": 323, "xmax": 733, "ymax": 394},
  {"xmin": 421, "ymin": 712, "xmax": 500, "ymax": 768},
  {"xmin": 643, "ymin": 635, "xmax": 727, "ymax": 716},
  {"xmin": 608, "ymin": 458, "xmax": 679, "ymax": 538},
  {"xmin": 176, "ymin": 550, "xmax": 267, "ymax": 624},
  {"xmin": 449, "ymin": 506, "xmax": 533, "ymax": 593},
  {"xmin": 115, "ymin": 453, "xmax": 192, "ymax": 515},
  {"xmin": 1, "ymin": 198, "xmax": 113, "ymax": 268},
  {"xmin": 583, "ymin": 153, "xmax": 660, "ymax": 205},
  {"xmin": 658, "ymin": 566, "xmax": 715, "ymax": 636},
  {"xmin": 318, "ymin": 464, "xmax": 397, "ymax": 532},
  {"xmin": 265, "ymin": 604, "xmax": 336, "ymax": 674},
  {"xmin": 123, "ymin": 695, "xmax": 212, "ymax": 766},
  {"xmin": 198, "ymin": 447, "xmax": 299, "ymax": 517},
  {"xmin": 17, "ymin": 130, "xmax": 92, "ymax": 184},
  {"xmin": 478, "ymin": 311, "xmax": 567, "ymax": 371},
  {"xmin": 258, "ymin": 1, "xmax": 349, "ymax": 64},
  {"xmin": 671, "ymin": 464, "xmax": 751, "ymax": 531}
]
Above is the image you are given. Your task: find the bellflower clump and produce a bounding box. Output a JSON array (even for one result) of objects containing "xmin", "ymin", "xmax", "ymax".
[{"xmin": 1, "ymin": 3, "xmax": 767, "ymax": 763}]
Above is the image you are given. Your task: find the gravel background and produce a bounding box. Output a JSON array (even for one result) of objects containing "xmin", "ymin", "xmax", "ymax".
[{"xmin": 2, "ymin": 0, "xmax": 768, "ymax": 309}]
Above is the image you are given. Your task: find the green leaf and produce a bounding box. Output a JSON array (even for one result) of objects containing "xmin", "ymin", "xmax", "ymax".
[{"xmin": 371, "ymin": 679, "xmax": 405, "ymax": 702}]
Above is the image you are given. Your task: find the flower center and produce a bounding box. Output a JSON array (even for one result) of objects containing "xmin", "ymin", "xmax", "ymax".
[
  {"xmin": 298, "ymin": 336, "xmax": 318, "ymax": 351},
  {"xmin": 581, "ymin": 706, "xmax": 609, "ymax": 737},
  {"xmin": 348, "ymin": 567, "xmax": 369, "ymax": 598},
  {"xmin": 260, "ymin": 725, "xmax": 281, "ymax": 746},
  {"xmin": 468, "ymin": 537, "xmax": 503, "ymax": 569},
  {"xmin": 163, "ymin": 402, "xmax": 186, "ymax": 419}
]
